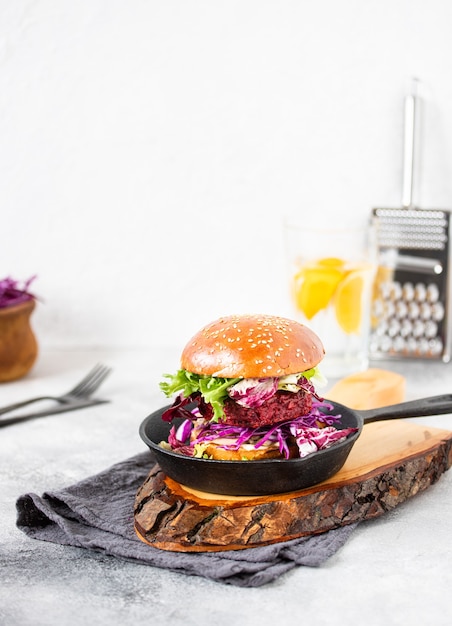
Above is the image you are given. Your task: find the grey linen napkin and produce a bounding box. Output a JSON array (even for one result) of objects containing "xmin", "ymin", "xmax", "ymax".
[{"xmin": 16, "ymin": 451, "xmax": 357, "ymax": 587}]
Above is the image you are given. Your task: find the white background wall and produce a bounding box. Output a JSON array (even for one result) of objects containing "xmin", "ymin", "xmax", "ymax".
[{"xmin": 2, "ymin": 0, "xmax": 452, "ymax": 351}]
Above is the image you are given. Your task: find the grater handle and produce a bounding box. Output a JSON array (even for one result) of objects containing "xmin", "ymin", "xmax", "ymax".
[{"xmin": 402, "ymin": 78, "xmax": 420, "ymax": 209}]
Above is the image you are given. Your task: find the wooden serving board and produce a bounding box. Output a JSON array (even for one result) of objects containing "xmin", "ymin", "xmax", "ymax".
[{"xmin": 134, "ymin": 420, "xmax": 452, "ymax": 552}]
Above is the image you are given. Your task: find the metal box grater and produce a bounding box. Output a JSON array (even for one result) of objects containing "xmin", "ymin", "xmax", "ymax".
[{"xmin": 369, "ymin": 207, "xmax": 451, "ymax": 362}]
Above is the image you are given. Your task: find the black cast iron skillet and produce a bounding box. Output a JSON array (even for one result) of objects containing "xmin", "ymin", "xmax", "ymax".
[{"xmin": 139, "ymin": 394, "xmax": 452, "ymax": 496}]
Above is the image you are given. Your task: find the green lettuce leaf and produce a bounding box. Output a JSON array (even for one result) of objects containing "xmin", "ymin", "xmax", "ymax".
[{"xmin": 159, "ymin": 370, "xmax": 241, "ymax": 422}]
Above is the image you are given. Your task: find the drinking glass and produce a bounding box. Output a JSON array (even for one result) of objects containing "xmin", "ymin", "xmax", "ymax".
[{"xmin": 283, "ymin": 218, "xmax": 377, "ymax": 379}]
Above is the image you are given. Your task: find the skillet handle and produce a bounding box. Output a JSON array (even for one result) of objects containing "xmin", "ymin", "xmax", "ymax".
[{"xmin": 357, "ymin": 394, "xmax": 452, "ymax": 424}]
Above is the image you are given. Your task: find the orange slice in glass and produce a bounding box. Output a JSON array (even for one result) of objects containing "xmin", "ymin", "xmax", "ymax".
[
  {"xmin": 334, "ymin": 270, "xmax": 365, "ymax": 333},
  {"xmin": 317, "ymin": 257, "xmax": 345, "ymax": 268},
  {"xmin": 293, "ymin": 260, "xmax": 345, "ymax": 320}
]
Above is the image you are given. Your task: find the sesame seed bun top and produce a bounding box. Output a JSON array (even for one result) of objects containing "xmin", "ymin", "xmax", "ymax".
[{"xmin": 180, "ymin": 314, "xmax": 325, "ymax": 378}]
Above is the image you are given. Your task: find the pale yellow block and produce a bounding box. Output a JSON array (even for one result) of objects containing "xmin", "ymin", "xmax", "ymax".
[{"xmin": 325, "ymin": 368, "xmax": 406, "ymax": 410}]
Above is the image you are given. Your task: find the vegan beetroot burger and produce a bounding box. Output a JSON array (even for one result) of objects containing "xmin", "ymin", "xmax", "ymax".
[{"xmin": 159, "ymin": 314, "xmax": 357, "ymax": 460}]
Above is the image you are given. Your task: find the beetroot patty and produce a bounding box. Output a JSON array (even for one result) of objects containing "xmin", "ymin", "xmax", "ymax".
[{"xmin": 198, "ymin": 388, "xmax": 313, "ymax": 428}]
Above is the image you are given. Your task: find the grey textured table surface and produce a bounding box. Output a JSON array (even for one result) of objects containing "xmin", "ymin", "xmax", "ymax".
[{"xmin": 1, "ymin": 349, "xmax": 452, "ymax": 626}]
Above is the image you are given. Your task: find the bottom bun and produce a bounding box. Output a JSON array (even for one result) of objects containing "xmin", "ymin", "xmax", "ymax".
[{"xmin": 204, "ymin": 438, "xmax": 296, "ymax": 461}]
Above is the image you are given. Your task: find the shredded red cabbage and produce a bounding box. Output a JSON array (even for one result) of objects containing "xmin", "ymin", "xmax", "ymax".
[
  {"xmin": 227, "ymin": 377, "xmax": 279, "ymax": 408},
  {"xmin": 226, "ymin": 374, "xmax": 322, "ymax": 409},
  {"xmin": 289, "ymin": 424, "xmax": 356, "ymax": 458},
  {"xmin": 161, "ymin": 393, "xmax": 199, "ymax": 422},
  {"xmin": 0, "ymin": 276, "xmax": 37, "ymax": 308},
  {"xmin": 164, "ymin": 400, "xmax": 358, "ymax": 460},
  {"xmin": 297, "ymin": 376, "xmax": 322, "ymax": 401}
]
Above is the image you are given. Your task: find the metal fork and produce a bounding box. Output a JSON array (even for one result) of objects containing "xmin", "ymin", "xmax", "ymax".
[{"xmin": 0, "ymin": 364, "xmax": 112, "ymax": 426}]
